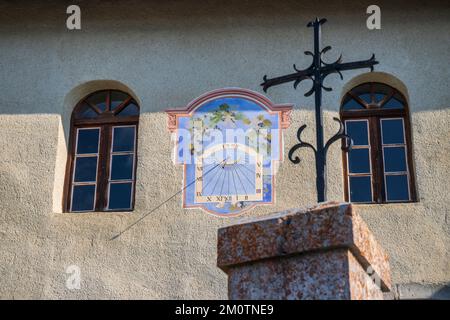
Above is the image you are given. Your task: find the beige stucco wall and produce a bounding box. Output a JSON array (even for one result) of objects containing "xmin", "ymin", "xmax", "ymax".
[{"xmin": 0, "ymin": 0, "xmax": 449, "ymax": 299}]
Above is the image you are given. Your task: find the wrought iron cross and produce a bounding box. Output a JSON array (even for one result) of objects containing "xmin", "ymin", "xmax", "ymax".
[{"xmin": 261, "ymin": 18, "xmax": 379, "ymax": 202}]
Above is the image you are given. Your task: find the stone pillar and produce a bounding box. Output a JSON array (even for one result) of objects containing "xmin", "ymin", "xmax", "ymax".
[{"xmin": 217, "ymin": 202, "xmax": 392, "ymax": 300}]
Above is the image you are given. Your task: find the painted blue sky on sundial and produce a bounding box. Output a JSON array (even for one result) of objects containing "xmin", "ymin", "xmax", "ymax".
[{"xmin": 167, "ymin": 89, "xmax": 291, "ymax": 216}]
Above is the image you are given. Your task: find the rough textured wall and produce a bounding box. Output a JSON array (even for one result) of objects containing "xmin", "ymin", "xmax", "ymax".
[{"xmin": 0, "ymin": 0, "xmax": 449, "ymax": 299}]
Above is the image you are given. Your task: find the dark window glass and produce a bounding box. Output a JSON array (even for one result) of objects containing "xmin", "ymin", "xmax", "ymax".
[
  {"xmin": 86, "ymin": 91, "xmax": 108, "ymax": 112},
  {"xmin": 385, "ymin": 175, "xmax": 409, "ymax": 201},
  {"xmin": 348, "ymin": 149, "xmax": 371, "ymax": 174},
  {"xmin": 76, "ymin": 129, "xmax": 99, "ymax": 154},
  {"xmin": 111, "ymin": 91, "xmax": 130, "ymax": 110},
  {"xmin": 74, "ymin": 157, "xmax": 97, "ymax": 182},
  {"xmin": 343, "ymin": 83, "xmax": 406, "ymax": 110},
  {"xmin": 384, "ymin": 147, "xmax": 407, "ymax": 172},
  {"xmin": 381, "ymin": 119, "xmax": 404, "ymax": 144},
  {"xmin": 359, "ymin": 93, "xmax": 372, "ymax": 104},
  {"xmin": 383, "ymin": 95, "xmax": 404, "ymax": 109},
  {"xmin": 77, "ymin": 103, "xmax": 98, "ymax": 119},
  {"xmin": 113, "ymin": 127, "xmax": 135, "ymax": 152},
  {"xmin": 374, "ymin": 93, "xmax": 386, "ymax": 103},
  {"xmin": 72, "ymin": 185, "xmax": 96, "ymax": 211},
  {"xmin": 109, "ymin": 183, "xmax": 132, "ymax": 209},
  {"xmin": 346, "ymin": 121, "xmax": 368, "ymax": 146},
  {"xmin": 349, "ymin": 176, "xmax": 372, "ymax": 202},
  {"xmin": 117, "ymin": 103, "xmax": 140, "ymax": 116},
  {"xmin": 342, "ymin": 98, "xmax": 364, "ymax": 110},
  {"xmin": 111, "ymin": 155, "xmax": 134, "ymax": 180}
]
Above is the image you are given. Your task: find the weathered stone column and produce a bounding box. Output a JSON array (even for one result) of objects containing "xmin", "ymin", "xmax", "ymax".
[{"xmin": 217, "ymin": 202, "xmax": 392, "ymax": 300}]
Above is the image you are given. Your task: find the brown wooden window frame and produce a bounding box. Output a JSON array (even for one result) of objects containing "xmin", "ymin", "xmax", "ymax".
[
  {"xmin": 340, "ymin": 82, "xmax": 417, "ymax": 204},
  {"xmin": 64, "ymin": 89, "xmax": 140, "ymax": 212}
]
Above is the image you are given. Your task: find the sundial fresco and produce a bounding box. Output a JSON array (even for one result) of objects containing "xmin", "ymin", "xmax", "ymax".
[{"xmin": 167, "ymin": 88, "xmax": 292, "ymax": 216}]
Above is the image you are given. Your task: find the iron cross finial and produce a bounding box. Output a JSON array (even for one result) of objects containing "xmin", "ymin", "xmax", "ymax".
[{"xmin": 261, "ymin": 18, "xmax": 379, "ymax": 202}]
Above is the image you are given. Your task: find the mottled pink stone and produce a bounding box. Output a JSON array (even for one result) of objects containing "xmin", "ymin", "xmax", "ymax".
[{"xmin": 217, "ymin": 202, "xmax": 391, "ymax": 300}]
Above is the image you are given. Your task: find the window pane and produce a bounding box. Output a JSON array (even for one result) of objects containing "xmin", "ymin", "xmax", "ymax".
[
  {"xmin": 111, "ymin": 91, "xmax": 129, "ymax": 110},
  {"xmin": 74, "ymin": 156, "xmax": 98, "ymax": 182},
  {"xmin": 113, "ymin": 127, "xmax": 135, "ymax": 152},
  {"xmin": 383, "ymin": 95, "xmax": 404, "ymax": 109},
  {"xmin": 386, "ymin": 174, "xmax": 409, "ymax": 201},
  {"xmin": 374, "ymin": 93, "xmax": 386, "ymax": 103},
  {"xmin": 346, "ymin": 121, "xmax": 368, "ymax": 146},
  {"xmin": 117, "ymin": 103, "xmax": 139, "ymax": 116},
  {"xmin": 373, "ymin": 84, "xmax": 391, "ymax": 101},
  {"xmin": 384, "ymin": 147, "xmax": 407, "ymax": 172},
  {"xmin": 358, "ymin": 93, "xmax": 372, "ymax": 104},
  {"xmin": 76, "ymin": 103, "xmax": 98, "ymax": 119},
  {"xmin": 349, "ymin": 176, "xmax": 372, "ymax": 202},
  {"xmin": 72, "ymin": 185, "xmax": 95, "ymax": 211},
  {"xmin": 86, "ymin": 91, "xmax": 108, "ymax": 112},
  {"xmin": 381, "ymin": 119, "xmax": 404, "ymax": 144},
  {"xmin": 109, "ymin": 183, "xmax": 132, "ymax": 210},
  {"xmin": 76, "ymin": 128, "xmax": 99, "ymax": 154},
  {"xmin": 111, "ymin": 154, "xmax": 134, "ymax": 180},
  {"xmin": 343, "ymin": 98, "xmax": 364, "ymax": 110},
  {"xmin": 348, "ymin": 149, "xmax": 371, "ymax": 174}
]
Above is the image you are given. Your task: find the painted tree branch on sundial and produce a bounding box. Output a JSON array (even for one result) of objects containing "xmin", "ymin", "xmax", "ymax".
[{"xmin": 261, "ymin": 17, "xmax": 379, "ymax": 202}]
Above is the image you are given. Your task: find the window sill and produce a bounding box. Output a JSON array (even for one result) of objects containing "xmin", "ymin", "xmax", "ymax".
[
  {"xmin": 349, "ymin": 200, "xmax": 419, "ymax": 205},
  {"xmin": 62, "ymin": 210, "xmax": 134, "ymax": 214}
]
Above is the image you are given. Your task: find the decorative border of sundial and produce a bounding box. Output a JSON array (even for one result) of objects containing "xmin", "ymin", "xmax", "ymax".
[{"xmin": 166, "ymin": 88, "xmax": 292, "ymax": 216}]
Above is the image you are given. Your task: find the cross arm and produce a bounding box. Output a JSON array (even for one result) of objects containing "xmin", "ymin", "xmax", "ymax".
[
  {"xmin": 322, "ymin": 54, "xmax": 379, "ymax": 77},
  {"xmin": 261, "ymin": 67, "xmax": 314, "ymax": 93}
]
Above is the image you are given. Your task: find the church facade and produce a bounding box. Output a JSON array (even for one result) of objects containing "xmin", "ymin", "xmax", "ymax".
[{"xmin": 0, "ymin": 0, "xmax": 449, "ymax": 299}]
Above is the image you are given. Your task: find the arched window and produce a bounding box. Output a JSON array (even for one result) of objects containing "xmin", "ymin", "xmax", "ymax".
[
  {"xmin": 65, "ymin": 90, "xmax": 139, "ymax": 212},
  {"xmin": 340, "ymin": 82, "xmax": 416, "ymax": 203}
]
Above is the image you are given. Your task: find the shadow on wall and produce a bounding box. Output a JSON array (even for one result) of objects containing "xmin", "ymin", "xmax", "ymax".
[{"xmin": 0, "ymin": 0, "xmax": 448, "ymax": 115}]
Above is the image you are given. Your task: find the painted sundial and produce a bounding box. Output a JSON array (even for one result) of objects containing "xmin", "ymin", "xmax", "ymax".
[{"xmin": 167, "ymin": 88, "xmax": 292, "ymax": 216}]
